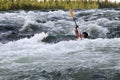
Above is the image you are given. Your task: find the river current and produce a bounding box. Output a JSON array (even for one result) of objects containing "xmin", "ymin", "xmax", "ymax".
[{"xmin": 0, "ymin": 8, "xmax": 120, "ymax": 80}]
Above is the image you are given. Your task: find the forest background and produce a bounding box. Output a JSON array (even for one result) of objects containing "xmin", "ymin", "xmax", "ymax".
[{"xmin": 0, "ymin": 0, "xmax": 120, "ymax": 11}]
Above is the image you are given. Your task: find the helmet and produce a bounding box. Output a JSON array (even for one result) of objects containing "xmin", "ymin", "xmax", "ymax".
[{"xmin": 82, "ymin": 32, "xmax": 88, "ymax": 38}]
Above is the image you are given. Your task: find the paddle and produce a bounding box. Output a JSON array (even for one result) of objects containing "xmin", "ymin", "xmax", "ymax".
[
  {"xmin": 69, "ymin": 9, "xmax": 78, "ymax": 27},
  {"xmin": 69, "ymin": 9, "xmax": 83, "ymax": 39}
]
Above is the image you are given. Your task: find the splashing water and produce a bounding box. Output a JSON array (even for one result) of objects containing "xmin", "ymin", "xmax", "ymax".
[{"xmin": 0, "ymin": 9, "xmax": 120, "ymax": 80}]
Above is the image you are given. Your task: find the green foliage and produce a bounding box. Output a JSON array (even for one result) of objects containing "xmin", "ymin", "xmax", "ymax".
[{"xmin": 0, "ymin": 0, "xmax": 120, "ymax": 11}]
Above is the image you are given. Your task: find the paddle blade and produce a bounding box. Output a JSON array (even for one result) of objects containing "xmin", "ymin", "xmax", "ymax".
[{"xmin": 69, "ymin": 9, "xmax": 74, "ymax": 18}]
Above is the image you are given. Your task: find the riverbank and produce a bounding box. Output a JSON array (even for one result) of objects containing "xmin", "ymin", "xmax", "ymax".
[{"xmin": 0, "ymin": 0, "xmax": 120, "ymax": 11}]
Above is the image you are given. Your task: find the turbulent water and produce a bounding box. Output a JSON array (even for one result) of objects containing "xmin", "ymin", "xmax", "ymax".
[{"xmin": 0, "ymin": 8, "xmax": 120, "ymax": 80}]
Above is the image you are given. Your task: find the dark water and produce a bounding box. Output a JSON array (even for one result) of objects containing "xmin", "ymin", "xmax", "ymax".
[
  {"xmin": 0, "ymin": 8, "xmax": 120, "ymax": 43},
  {"xmin": 0, "ymin": 9, "xmax": 120, "ymax": 80},
  {"xmin": 1, "ymin": 68, "xmax": 120, "ymax": 80}
]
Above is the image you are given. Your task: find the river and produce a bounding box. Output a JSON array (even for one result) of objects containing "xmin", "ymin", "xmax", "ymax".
[{"xmin": 0, "ymin": 8, "xmax": 120, "ymax": 80}]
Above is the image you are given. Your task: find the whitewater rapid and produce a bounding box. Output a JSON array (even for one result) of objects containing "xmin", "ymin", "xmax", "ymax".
[
  {"xmin": 0, "ymin": 33, "xmax": 120, "ymax": 71},
  {"xmin": 0, "ymin": 9, "xmax": 120, "ymax": 80}
]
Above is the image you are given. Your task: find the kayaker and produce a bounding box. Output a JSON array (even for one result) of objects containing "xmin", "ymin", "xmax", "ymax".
[{"xmin": 75, "ymin": 25, "xmax": 89, "ymax": 39}]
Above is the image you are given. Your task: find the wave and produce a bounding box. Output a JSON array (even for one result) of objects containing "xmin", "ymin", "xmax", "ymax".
[
  {"xmin": 0, "ymin": 33, "xmax": 120, "ymax": 79},
  {"xmin": 1, "ymin": 37, "xmax": 120, "ymax": 69},
  {"xmin": 42, "ymin": 35, "xmax": 76, "ymax": 43},
  {"xmin": 0, "ymin": 9, "xmax": 120, "ymax": 43},
  {"xmin": 0, "ymin": 9, "xmax": 120, "ymax": 80}
]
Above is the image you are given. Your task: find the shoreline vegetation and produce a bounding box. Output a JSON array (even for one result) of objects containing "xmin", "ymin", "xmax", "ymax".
[{"xmin": 0, "ymin": 0, "xmax": 120, "ymax": 11}]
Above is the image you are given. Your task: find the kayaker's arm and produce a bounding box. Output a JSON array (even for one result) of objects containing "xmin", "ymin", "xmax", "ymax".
[{"xmin": 75, "ymin": 26, "xmax": 82, "ymax": 38}]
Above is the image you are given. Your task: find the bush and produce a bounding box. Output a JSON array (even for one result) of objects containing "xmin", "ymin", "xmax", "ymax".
[{"xmin": 0, "ymin": 0, "xmax": 119, "ymax": 11}]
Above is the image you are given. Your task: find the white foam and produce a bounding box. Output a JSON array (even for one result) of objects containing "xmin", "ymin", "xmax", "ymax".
[
  {"xmin": 0, "ymin": 10, "xmax": 118, "ymax": 39},
  {"xmin": 20, "ymin": 19, "xmax": 38, "ymax": 31},
  {"xmin": 0, "ymin": 37, "xmax": 120, "ymax": 71},
  {"xmin": 47, "ymin": 10, "xmax": 68, "ymax": 18},
  {"xmin": 77, "ymin": 20, "xmax": 109, "ymax": 38},
  {"xmin": 0, "ymin": 9, "xmax": 120, "ymax": 72},
  {"xmin": 16, "ymin": 32, "xmax": 48, "ymax": 44}
]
